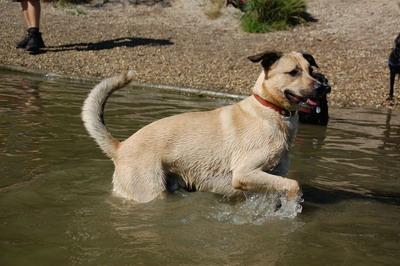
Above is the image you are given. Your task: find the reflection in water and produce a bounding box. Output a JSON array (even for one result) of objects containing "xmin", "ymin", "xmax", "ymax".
[
  {"xmin": 294, "ymin": 108, "xmax": 400, "ymax": 208},
  {"xmin": 0, "ymin": 71, "xmax": 45, "ymax": 190},
  {"xmin": 383, "ymin": 108, "xmax": 393, "ymax": 149},
  {"xmin": 0, "ymin": 74, "xmax": 42, "ymax": 113},
  {"xmin": 381, "ymin": 108, "xmax": 400, "ymax": 151},
  {"xmin": 1, "ymin": 68, "xmax": 400, "ymax": 265}
]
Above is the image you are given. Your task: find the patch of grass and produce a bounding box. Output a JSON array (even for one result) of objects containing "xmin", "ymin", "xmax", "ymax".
[
  {"xmin": 50, "ymin": 0, "xmax": 90, "ymax": 15},
  {"xmin": 240, "ymin": 0, "xmax": 309, "ymax": 33}
]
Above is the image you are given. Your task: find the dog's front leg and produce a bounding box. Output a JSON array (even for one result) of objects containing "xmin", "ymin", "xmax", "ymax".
[
  {"xmin": 231, "ymin": 153, "xmax": 300, "ymax": 198},
  {"xmin": 389, "ymin": 68, "xmax": 396, "ymax": 100},
  {"xmin": 232, "ymin": 169, "xmax": 300, "ymax": 199}
]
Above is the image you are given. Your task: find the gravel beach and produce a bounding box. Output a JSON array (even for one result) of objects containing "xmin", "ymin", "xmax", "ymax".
[{"xmin": 1, "ymin": 0, "xmax": 399, "ymax": 107}]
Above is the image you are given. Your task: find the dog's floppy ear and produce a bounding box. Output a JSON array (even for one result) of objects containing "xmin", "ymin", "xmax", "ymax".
[
  {"xmin": 248, "ymin": 51, "xmax": 282, "ymax": 70},
  {"xmin": 302, "ymin": 52, "xmax": 319, "ymax": 68},
  {"xmin": 395, "ymin": 32, "xmax": 400, "ymax": 47}
]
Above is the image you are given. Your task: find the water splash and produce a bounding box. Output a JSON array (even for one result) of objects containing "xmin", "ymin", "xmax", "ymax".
[{"xmin": 209, "ymin": 193, "xmax": 303, "ymax": 225}]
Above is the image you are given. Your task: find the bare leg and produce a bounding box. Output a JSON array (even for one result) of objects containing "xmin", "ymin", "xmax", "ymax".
[
  {"xmin": 27, "ymin": 0, "xmax": 41, "ymax": 29},
  {"xmin": 17, "ymin": 0, "xmax": 43, "ymax": 51},
  {"xmin": 20, "ymin": 0, "xmax": 41, "ymax": 29},
  {"xmin": 16, "ymin": 0, "xmax": 31, "ymax": 48},
  {"xmin": 20, "ymin": 0, "xmax": 31, "ymax": 28}
]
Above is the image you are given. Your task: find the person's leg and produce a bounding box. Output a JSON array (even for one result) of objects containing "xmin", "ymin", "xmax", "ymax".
[
  {"xmin": 25, "ymin": 0, "xmax": 45, "ymax": 53},
  {"xmin": 21, "ymin": 0, "xmax": 31, "ymax": 27},
  {"xmin": 16, "ymin": 0, "xmax": 31, "ymax": 48},
  {"xmin": 27, "ymin": 0, "xmax": 41, "ymax": 29}
]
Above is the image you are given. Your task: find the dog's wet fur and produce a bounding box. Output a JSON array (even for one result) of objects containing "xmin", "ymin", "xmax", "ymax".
[
  {"xmin": 388, "ymin": 32, "xmax": 400, "ymax": 100},
  {"xmin": 82, "ymin": 51, "xmax": 324, "ymax": 203}
]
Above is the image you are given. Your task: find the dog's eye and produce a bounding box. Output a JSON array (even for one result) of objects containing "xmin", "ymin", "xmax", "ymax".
[{"xmin": 288, "ymin": 69, "xmax": 300, "ymax": 76}]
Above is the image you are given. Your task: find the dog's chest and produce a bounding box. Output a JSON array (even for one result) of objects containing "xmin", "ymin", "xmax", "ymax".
[
  {"xmin": 263, "ymin": 117, "xmax": 297, "ymax": 174},
  {"xmin": 285, "ymin": 115, "xmax": 299, "ymax": 141},
  {"xmin": 390, "ymin": 49, "xmax": 400, "ymax": 63}
]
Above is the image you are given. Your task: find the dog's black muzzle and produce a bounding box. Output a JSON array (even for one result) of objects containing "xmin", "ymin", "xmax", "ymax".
[
  {"xmin": 299, "ymin": 71, "xmax": 331, "ymax": 125},
  {"xmin": 298, "ymin": 72, "xmax": 331, "ymax": 122},
  {"xmin": 312, "ymin": 72, "xmax": 331, "ymax": 98}
]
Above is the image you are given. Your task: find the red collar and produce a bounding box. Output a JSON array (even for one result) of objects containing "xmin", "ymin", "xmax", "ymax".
[{"xmin": 253, "ymin": 94, "xmax": 294, "ymax": 117}]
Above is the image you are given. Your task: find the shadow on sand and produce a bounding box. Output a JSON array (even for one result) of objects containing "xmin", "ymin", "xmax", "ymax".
[{"xmin": 45, "ymin": 36, "xmax": 174, "ymax": 53}]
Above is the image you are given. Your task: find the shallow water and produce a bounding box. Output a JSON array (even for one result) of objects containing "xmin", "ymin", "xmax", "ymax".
[{"xmin": 1, "ymin": 68, "xmax": 400, "ymax": 265}]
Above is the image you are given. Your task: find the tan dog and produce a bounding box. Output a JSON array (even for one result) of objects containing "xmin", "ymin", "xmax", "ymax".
[{"xmin": 82, "ymin": 51, "xmax": 321, "ymax": 203}]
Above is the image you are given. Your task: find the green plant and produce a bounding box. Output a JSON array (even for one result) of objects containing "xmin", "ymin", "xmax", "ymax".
[
  {"xmin": 50, "ymin": 0, "xmax": 89, "ymax": 16},
  {"xmin": 240, "ymin": 0, "xmax": 308, "ymax": 33}
]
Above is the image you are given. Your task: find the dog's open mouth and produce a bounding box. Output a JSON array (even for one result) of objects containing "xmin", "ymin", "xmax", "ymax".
[
  {"xmin": 299, "ymin": 98, "xmax": 319, "ymax": 113},
  {"xmin": 284, "ymin": 90, "xmax": 306, "ymax": 104}
]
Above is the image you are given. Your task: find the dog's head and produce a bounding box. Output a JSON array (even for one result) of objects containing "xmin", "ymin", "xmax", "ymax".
[
  {"xmin": 298, "ymin": 72, "xmax": 331, "ymax": 125},
  {"xmin": 299, "ymin": 72, "xmax": 331, "ymax": 111},
  {"xmin": 395, "ymin": 32, "xmax": 400, "ymax": 48},
  {"xmin": 248, "ymin": 51, "xmax": 322, "ymax": 111}
]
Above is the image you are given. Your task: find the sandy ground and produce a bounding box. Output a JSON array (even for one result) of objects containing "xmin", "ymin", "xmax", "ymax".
[{"xmin": 0, "ymin": 0, "xmax": 400, "ymax": 107}]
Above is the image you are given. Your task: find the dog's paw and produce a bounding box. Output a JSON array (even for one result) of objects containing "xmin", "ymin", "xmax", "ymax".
[
  {"xmin": 383, "ymin": 96, "xmax": 395, "ymax": 107},
  {"xmin": 286, "ymin": 180, "xmax": 300, "ymax": 200}
]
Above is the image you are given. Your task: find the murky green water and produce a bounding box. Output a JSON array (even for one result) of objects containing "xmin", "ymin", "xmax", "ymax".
[{"xmin": 1, "ymin": 68, "xmax": 400, "ymax": 265}]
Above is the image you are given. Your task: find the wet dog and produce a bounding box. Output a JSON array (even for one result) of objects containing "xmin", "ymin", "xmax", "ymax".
[
  {"xmin": 298, "ymin": 72, "xmax": 331, "ymax": 126},
  {"xmin": 388, "ymin": 32, "xmax": 400, "ymax": 100},
  {"xmin": 82, "ymin": 51, "xmax": 323, "ymax": 203}
]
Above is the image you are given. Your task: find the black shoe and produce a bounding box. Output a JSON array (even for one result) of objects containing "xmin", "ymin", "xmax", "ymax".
[
  {"xmin": 26, "ymin": 29, "xmax": 46, "ymax": 54},
  {"xmin": 26, "ymin": 34, "xmax": 41, "ymax": 54},
  {"xmin": 16, "ymin": 28, "xmax": 45, "ymax": 49},
  {"xmin": 36, "ymin": 32, "xmax": 46, "ymax": 48},
  {"xmin": 16, "ymin": 33, "xmax": 30, "ymax": 49}
]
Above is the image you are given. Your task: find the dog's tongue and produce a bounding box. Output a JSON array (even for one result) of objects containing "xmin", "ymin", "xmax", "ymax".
[{"xmin": 306, "ymin": 99, "xmax": 318, "ymax": 106}]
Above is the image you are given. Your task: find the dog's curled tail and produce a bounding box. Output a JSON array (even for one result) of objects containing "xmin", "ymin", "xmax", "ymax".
[{"xmin": 82, "ymin": 71, "xmax": 136, "ymax": 158}]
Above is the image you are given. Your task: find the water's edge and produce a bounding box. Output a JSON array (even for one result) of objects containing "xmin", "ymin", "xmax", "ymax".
[{"xmin": 0, "ymin": 64, "xmax": 246, "ymax": 100}]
